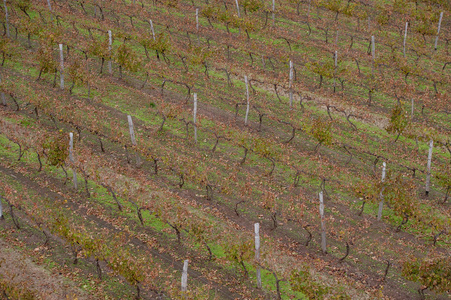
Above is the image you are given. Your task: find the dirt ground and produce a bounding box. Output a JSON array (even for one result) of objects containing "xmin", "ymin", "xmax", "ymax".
[{"xmin": 0, "ymin": 237, "xmax": 90, "ymax": 300}]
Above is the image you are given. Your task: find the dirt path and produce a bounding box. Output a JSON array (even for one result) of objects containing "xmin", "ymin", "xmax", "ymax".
[{"xmin": 0, "ymin": 237, "xmax": 90, "ymax": 300}]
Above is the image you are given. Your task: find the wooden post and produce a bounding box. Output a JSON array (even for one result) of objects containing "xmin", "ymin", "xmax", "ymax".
[
  {"xmin": 127, "ymin": 115, "xmax": 137, "ymax": 146},
  {"xmin": 69, "ymin": 132, "xmax": 74, "ymax": 162},
  {"xmin": 319, "ymin": 191, "xmax": 326, "ymax": 254},
  {"xmin": 434, "ymin": 12, "xmax": 443, "ymax": 51},
  {"xmin": 69, "ymin": 132, "xmax": 78, "ymax": 190},
  {"xmin": 46, "ymin": 0, "xmax": 53, "ymax": 21},
  {"xmin": 149, "ymin": 20, "xmax": 155, "ymax": 41},
  {"xmin": 289, "ymin": 61, "xmax": 293, "ymax": 107},
  {"xmin": 196, "ymin": 9, "xmax": 199, "ymax": 32},
  {"xmin": 403, "ymin": 22, "xmax": 408, "ymax": 58},
  {"xmin": 3, "ymin": 0, "xmax": 9, "ymax": 38},
  {"xmin": 371, "ymin": 36, "xmax": 375, "ymax": 76},
  {"xmin": 333, "ymin": 51, "xmax": 337, "ymax": 93},
  {"xmin": 59, "ymin": 44, "xmax": 64, "ymax": 89},
  {"xmin": 108, "ymin": 30, "xmax": 112, "ymax": 74},
  {"xmin": 193, "ymin": 93, "xmax": 198, "ymax": 143},
  {"xmin": 244, "ymin": 76, "xmax": 250, "ymax": 125},
  {"xmin": 425, "ymin": 140, "xmax": 433, "ymax": 195},
  {"xmin": 377, "ymin": 162, "xmax": 386, "ymax": 221},
  {"xmin": 0, "ymin": 195, "xmax": 3, "ymax": 219},
  {"xmin": 181, "ymin": 259, "xmax": 188, "ymax": 292},
  {"xmin": 254, "ymin": 223, "xmax": 262, "ymax": 288},
  {"xmin": 235, "ymin": 0, "xmax": 240, "ymax": 17},
  {"xmin": 127, "ymin": 115, "xmax": 141, "ymax": 165},
  {"xmin": 272, "ymin": 0, "xmax": 275, "ymax": 27}
]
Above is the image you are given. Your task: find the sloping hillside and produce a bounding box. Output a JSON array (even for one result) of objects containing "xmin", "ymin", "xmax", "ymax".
[{"xmin": 0, "ymin": 0, "xmax": 450, "ymax": 299}]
